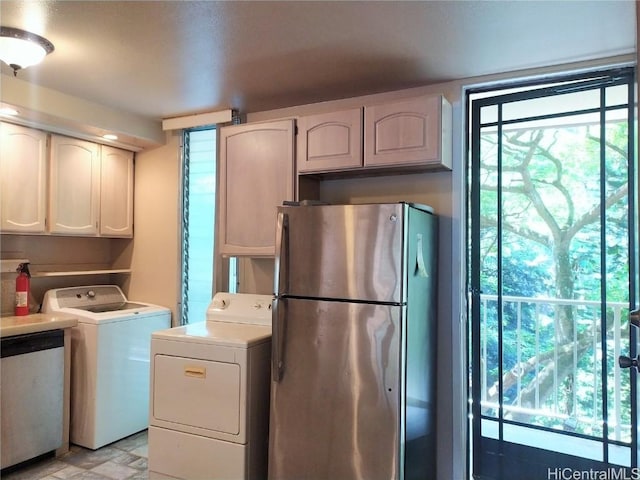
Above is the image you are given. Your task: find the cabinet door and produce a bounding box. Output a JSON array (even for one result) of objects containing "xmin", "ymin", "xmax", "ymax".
[
  {"xmin": 0, "ymin": 123, "xmax": 48, "ymax": 233},
  {"xmin": 100, "ymin": 146, "xmax": 134, "ymax": 237},
  {"xmin": 49, "ymin": 136, "xmax": 100, "ymax": 235},
  {"xmin": 364, "ymin": 95, "xmax": 448, "ymax": 168},
  {"xmin": 297, "ymin": 108, "xmax": 363, "ymax": 173},
  {"xmin": 219, "ymin": 120, "xmax": 294, "ymax": 256}
]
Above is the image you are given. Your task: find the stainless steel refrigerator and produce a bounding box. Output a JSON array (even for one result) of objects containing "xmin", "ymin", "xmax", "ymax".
[{"xmin": 269, "ymin": 202, "xmax": 437, "ymax": 480}]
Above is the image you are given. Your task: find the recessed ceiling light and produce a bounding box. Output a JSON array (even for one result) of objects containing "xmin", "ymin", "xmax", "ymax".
[{"xmin": 102, "ymin": 134, "xmax": 118, "ymax": 140}]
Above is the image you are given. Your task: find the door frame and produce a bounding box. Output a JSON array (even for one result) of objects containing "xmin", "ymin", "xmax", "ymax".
[{"xmin": 467, "ymin": 66, "xmax": 637, "ymax": 479}]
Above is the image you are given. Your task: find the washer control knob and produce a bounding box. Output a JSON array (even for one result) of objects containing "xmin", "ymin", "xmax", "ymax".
[{"xmin": 211, "ymin": 298, "xmax": 227, "ymax": 310}]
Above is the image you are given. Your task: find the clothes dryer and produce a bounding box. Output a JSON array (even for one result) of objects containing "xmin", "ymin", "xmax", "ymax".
[{"xmin": 148, "ymin": 292, "xmax": 272, "ymax": 480}]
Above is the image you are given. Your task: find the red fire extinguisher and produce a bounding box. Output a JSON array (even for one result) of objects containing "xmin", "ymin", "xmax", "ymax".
[{"xmin": 15, "ymin": 262, "xmax": 31, "ymax": 316}]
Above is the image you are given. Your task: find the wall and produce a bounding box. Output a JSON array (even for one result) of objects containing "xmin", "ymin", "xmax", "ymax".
[
  {"xmin": 126, "ymin": 131, "xmax": 182, "ymax": 325},
  {"xmin": 237, "ymin": 258, "xmax": 275, "ymax": 295},
  {"xmin": 1, "ymin": 74, "xmax": 164, "ymax": 151}
]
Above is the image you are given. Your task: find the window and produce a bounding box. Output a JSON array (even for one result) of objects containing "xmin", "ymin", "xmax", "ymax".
[{"xmin": 181, "ymin": 128, "xmax": 217, "ymax": 325}]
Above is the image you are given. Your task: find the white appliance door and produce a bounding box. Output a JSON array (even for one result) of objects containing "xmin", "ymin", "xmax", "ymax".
[
  {"xmin": 153, "ymin": 355, "xmax": 242, "ymax": 436},
  {"xmin": 275, "ymin": 203, "xmax": 405, "ymax": 303},
  {"xmin": 1, "ymin": 331, "xmax": 64, "ymax": 468},
  {"xmin": 269, "ymin": 298, "xmax": 402, "ymax": 480}
]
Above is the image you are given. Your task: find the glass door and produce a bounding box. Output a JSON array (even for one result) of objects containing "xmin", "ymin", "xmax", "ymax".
[{"xmin": 469, "ymin": 67, "xmax": 636, "ymax": 478}]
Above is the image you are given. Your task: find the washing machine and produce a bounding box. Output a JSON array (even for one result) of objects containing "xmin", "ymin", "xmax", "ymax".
[
  {"xmin": 148, "ymin": 292, "xmax": 272, "ymax": 480},
  {"xmin": 42, "ymin": 285, "xmax": 171, "ymax": 449}
]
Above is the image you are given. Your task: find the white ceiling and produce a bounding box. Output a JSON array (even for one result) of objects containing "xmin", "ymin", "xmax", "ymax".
[{"xmin": 0, "ymin": 0, "xmax": 636, "ymax": 122}]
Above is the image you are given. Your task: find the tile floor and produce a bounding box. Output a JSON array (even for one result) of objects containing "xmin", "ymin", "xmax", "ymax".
[{"xmin": 1, "ymin": 430, "xmax": 148, "ymax": 480}]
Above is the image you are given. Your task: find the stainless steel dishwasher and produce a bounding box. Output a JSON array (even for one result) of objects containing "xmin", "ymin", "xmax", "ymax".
[{"xmin": 1, "ymin": 329, "xmax": 64, "ymax": 469}]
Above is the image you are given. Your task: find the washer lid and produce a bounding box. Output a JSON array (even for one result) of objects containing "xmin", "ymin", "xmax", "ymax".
[
  {"xmin": 73, "ymin": 302, "xmax": 148, "ymax": 313},
  {"xmin": 152, "ymin": 321, "xmax": 271, "ymax": 347}
]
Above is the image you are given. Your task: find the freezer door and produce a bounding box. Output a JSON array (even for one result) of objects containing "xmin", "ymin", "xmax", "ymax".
[
  {"xmin": 269, "ymin": 298, "xmax": 402, "ymax": 480},
  {"xmin": 275, "ymin": 203, "xmax": 405, "ymax": 303}
]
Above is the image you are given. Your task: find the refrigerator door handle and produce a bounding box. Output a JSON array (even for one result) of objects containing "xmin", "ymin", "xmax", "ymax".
[
  {"xmin": 274, "ymin": 211, "xmax": 289, "ymax": 296},
  {"xmin": 272, "ymin": 297, "xmax": 286, "ymax": 382},
  {"xmin": 415, "ymin": 233, "xmax": 429, "ymax": 277},
  {"xmin": 273, "ymin": 210, "xmax": 288, "ymax": 382}
]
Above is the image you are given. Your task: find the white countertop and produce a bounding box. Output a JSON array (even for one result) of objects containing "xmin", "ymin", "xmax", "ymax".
[{"xmin": 0, "ymin": 313, "xmax": 78, "ymax": 338}]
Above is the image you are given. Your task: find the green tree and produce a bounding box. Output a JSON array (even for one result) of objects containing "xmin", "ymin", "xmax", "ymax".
[{"xmin": 480, "ymin": 121, "xmax": 630, "ymax": 436}]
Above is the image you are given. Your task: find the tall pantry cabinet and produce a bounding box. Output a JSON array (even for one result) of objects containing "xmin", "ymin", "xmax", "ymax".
[{"xmin": 218, "ymin": 119, "xmax": 295, "ymax": 256}]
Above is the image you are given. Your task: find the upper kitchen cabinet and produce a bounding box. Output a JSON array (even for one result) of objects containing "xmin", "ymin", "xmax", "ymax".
[
  {"xmin": 0, "ymin": 123, "xmax": 48, "ymax": 233},
  {"xmin": 49, "ymin": 135, "xmax": 101, "ymax": 235},
  {"xmin": 297, "ymin": 108, "xmax": 363, "ymax": 173},
  {"xmin": 100, "ymin": 146, "xmax": 134, "ymax": 237},
  {"xmin": 364, "ymin": 94, "xmax": 452, "ymax": 170},
  {"xmin": 219, "ymin": 119, "xmax": 295, "ymax": 256},
  {"xmin": 295, "ymin": 94, "xmax": 452, "ymax": 177}
]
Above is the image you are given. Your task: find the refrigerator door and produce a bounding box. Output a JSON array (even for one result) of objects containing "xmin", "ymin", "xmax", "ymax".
[
  {"xmin": 275, "ymin": 203, "xmax": 406, "ymax": 303},
  {"xmin": 268, "ymin": 298, "xmax": 402, "ymax": 480}
]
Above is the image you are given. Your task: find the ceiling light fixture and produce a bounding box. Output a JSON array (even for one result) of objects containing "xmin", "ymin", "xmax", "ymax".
[{"xmin": 0, "ymin": 26, "xmax": 54, "ymax": 76}]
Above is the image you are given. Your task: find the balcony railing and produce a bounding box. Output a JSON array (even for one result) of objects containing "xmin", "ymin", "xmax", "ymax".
[{"xmin": 479, "ymin": 294, "xmax": 630, "ymax": 443}]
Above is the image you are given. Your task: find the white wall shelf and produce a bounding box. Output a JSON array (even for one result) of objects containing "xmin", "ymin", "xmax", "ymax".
[{"xmin": 31, "ymin": 269, "xmax": 132, "ymax": 278}]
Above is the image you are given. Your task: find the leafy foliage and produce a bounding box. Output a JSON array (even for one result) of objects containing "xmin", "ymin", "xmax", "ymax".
[{"xmin": 477, "ymin": 96, "xmax": 631, "ymax": 442}]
